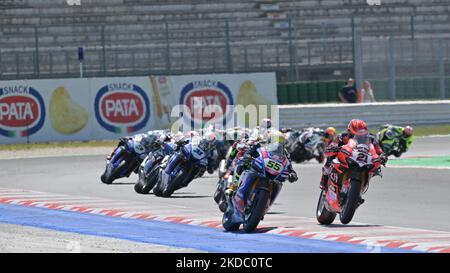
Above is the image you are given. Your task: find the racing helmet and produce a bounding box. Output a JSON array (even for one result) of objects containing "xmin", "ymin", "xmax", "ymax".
[
  {"xmin": 347, "ymin": 119, "xmax": 368, "ymax": 136},
  {"xmin": 198, "ymin": 137, "xmax": 214, "ymax": 152},
  {"xmin": 325, "ymin": 127, "xmax": 336, "ymax": 137},
  {"xmin": 141, "ymin": 134, "xmax": 157, "ymax": 148},
  {"xmin": 403, "ymin": 126, "xmax": 414, "ymax": 137},
  {"xmin": 260, "ymin": 118, "xmax": 272, "ymax": 130},
  {"xmin": 324, "ymin": 126, "xmax": 337, "ymax": 142}
]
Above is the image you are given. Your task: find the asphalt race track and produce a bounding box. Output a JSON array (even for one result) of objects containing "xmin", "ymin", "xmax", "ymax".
[{"xmin": 0, "ymin": 135, "xmax": 449, "ymax": 252}]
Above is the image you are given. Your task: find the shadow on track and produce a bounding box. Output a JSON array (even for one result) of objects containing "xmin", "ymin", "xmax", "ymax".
[
  {"xmin": 223, "ymin": 226, "xmax": 279, "ymax": 234},
  {"xmin": 158, "ymin": 192, "xmax": 212, "ymax": 199},
  {"xmin": 266, "ymin": 211, "xmax": 286, "ymax": 215},
  {"xmin": 107, "ymin": 182, "xmax": 135, "ymax": 185},
  {"xmin": 321, "ymin": 223, "xmax": 382, "ymax": 228}
]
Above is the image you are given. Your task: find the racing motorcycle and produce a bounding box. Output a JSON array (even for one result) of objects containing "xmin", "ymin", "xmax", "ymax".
[
  {"xmin": 100, "ymin": 135, "xmax": 151, "ymax": 184},
  {"xmin": 222, "ymin": 143, "xmax": 290, "ymax": 233},
  {"xmin": 134, "ymin": 142, "xmax": 174, "ymax": 194},
  {"xmin": 213, "ymin": 159, "xmax": 233, "ymax": 212},
  {"xmin": 316, "ymin": 134, "xmax": 382, "ymax": 225},
  {"xmin": 287, "ymin": 129, "xmax": 325, "ymax": 163},
  {"xmin": 153, "ymin": 137, "xmax": 210, "ymax": 197},
  {"xmin": 213, "ymin": 142, "xmax": 249, "ymax": 212},
  {"xmin": 376, "ymin": 131, "xmax": 407, "ymax": 158}
]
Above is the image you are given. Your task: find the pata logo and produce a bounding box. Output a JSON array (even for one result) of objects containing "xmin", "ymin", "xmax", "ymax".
[
  {"xmin": 367, "ymin": 0, "xmax": 381, "ymax": 5},
  {"xmin": 66, "ymin": 0, "xmax": 81, "ymax": 6}
]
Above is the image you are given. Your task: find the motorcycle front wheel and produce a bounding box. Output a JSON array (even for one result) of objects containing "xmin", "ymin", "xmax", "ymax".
[
  {"xmin": 339, "ymin": 179, "xmax": 361, "ymax": 224},
  {"xmin": 162, "ymin": 168, "xmax": 190, "ymax": 197},
  {"xmin": 316, "ymin": 190, "xmax": 336, "ymax": 225},
  {"xmin": 102, "ymin": 159, "xmax": 128, "ymax": 184},
  {"xmin": 135, "ymin": 164, "xmax": 160, "ymax": 194},
  {"xmin": 243, "ymin": 189, "xmax": 270, "ymax": 233}
]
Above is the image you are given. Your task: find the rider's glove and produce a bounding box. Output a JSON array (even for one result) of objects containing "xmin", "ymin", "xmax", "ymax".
[{"xmin": 288, "ymin": 172, "xmax": 298, "ymax": 183}]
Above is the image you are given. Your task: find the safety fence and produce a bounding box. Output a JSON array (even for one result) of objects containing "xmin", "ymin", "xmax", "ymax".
[
  {"xmin": 278, "ymin": 100, "xmax": 450, "ymax": 130},
  {"xmin": 277, "ymin": 77, "xmax": 450, "ymax": 104},
  {"xmin": 0, "ymin": 72, "xmax": 277, "ymax": 144}
]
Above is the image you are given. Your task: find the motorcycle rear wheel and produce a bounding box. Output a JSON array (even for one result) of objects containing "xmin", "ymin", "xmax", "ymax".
[
  {"xmin": 213, "ymin": 179, "xmax": 225, "ymax": 204},
  {"xmin": 339, "ymin": 179, "xmax": 361, "ymax": 224},
  {"xmin": 243, "ymin": 189, "xmax": 270, "ymax": 233},
  {"xmin": 316, "ymin": 190, "xmax": 336, "ymax": 225},
  {"xmin": 218, "ymin": 197, "xmax": 228, "ymax": 213}
]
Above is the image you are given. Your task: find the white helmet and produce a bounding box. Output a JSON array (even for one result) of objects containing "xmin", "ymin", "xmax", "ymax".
[{"xmin": 260, "ymin": 118, "xmax": 272, "ymax": 130}]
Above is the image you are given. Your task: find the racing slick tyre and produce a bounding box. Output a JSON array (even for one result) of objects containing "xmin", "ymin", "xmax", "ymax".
[
  {"xmin": 102, "ymin": 159, "xmax": 127, "ymax": 185},
  {"xmin": 218, "ymin": 198, "xmax": 228, "ymax": 213},
  {"xmin": 134, "ymin": 181, "xmax": 143, "ymax": 194},
  {"xmin": 316, "ymin": 190, "xmax": 336, "ymax": 225},
  {"xmin": 153, "ymin": 181, "xmax": 163, "ymax": 196},
  {"xmin": 339, "ymin": 179, "xmax": 361, "ymax": 224},
  {"xmin": 213, "ymin": 179, "xmax": 225, "ymax": 204},
  {"xmin": 243, "ymin": 189, "xmax": 270, "ymax": 233},
  {"xmin": 162, "ymin": 168, "xmax": 188, "ymax": 198},
  {"xmin": 135, "ymin": 165, "xmax": 160, "ymax": 194}
]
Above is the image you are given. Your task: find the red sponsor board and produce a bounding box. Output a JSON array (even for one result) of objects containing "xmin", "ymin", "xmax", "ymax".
[
  {"xmin": 100, "ymin": 92, "xmax": 143, "ymax": 124},
  {"xmin": 0, "ymin": 95, "xmax": 39, "ymax": 127},
  {"xmin": 185, "ymin": 89, "xmax": 227, "ymax": 121}
]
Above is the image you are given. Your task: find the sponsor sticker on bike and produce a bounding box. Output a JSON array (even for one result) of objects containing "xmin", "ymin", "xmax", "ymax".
[
  {"xmin": 94, "ymin": 82, "xmax": 150, "ymax": 134},
  {"xmin": 0, "ymin": 85, "xmax": 46, "ymax": 138}
]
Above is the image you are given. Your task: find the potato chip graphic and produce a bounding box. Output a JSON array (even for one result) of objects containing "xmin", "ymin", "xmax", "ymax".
[
  {"xmin": 49, "ymin": 86, "xmax": 88, "ymax": 134},
  {"xmin": 237, "ymin": 80, "xmax": 273, "ymax": 126}
]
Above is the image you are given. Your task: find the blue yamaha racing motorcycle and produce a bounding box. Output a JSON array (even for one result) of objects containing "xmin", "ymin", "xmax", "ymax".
[
  {"xmin": 134, "ymin": 142, "xmax": 174, "ymax": 194},
  {"xmin": 101, "ymin": 135, "xmax": 151, "ymax": 184},
  {"xmin": 222, "ymin": 143, "xmax": 290, "ymax": 233},
  {"xmin": 153, "ymin": 137, "xmax": 209, "ymax": 198}
]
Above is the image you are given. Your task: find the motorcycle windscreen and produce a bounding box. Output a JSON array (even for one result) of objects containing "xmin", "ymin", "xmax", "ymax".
[
  {"xmin": 354, "ymin": 134, "xmax": 370, "ymax": 145},
  {"xmin": 263, "ymin": 143, "xmax": 287, "ymax": 180}
]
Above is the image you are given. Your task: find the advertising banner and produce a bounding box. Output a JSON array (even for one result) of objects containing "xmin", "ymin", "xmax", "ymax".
[
  {"xmin": 0, "ymin": 79, "xmax": 91, "ymax": 144},
  {"xmin": 0, "ymin": 72, "xmax": 277, "ymax": 144}
]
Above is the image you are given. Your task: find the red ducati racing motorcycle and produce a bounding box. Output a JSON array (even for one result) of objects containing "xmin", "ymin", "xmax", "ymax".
[{"xmin": 316, "ymin": 134, "xmax": 383, "ymax": 225}]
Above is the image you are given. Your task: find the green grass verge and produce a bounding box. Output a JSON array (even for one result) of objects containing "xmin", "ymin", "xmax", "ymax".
[
  {"xmin": 389, "ymin": 156, "xmax": 450, "ymax": 167},
  {"xmin": 369, "ymin": 125, "xmax": 450, "ymax": 137}
]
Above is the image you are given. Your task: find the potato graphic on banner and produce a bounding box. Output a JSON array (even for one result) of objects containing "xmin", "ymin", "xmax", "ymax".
[
  {"xmin": 49, "ymin": 86, "xmax": 88, "ymax": 134},
  {"xmin": 237, "ymin": 80, "xmax": 273, "ymax": 126}
]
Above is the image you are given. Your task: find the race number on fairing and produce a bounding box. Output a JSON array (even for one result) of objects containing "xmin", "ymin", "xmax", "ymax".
[
  {"xmin": 192, "ymin": 147, "xmax": 206, "ymax": 159},
  {"xmin": 264, "ymin": 159, "xmax": 282, "ymax": 174}
]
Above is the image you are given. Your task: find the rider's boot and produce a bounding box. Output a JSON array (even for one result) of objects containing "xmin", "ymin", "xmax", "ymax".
[{"xmin": 225, "ymin": 183, "xmax": 237, "ymax": 200}]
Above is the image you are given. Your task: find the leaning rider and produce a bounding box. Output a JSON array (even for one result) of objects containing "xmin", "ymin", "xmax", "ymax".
[
  {"xmin": 376, "ymin": 124, "xmax": 414, "ymax": 157},
  {"xmin": 107, "ymin": 131, "xmax": 161, "ymax": 160},
  {"xmin": 319, "ymin": 119, "xmax": 387, "ymax": 190},
  {"xmin": 225, "ymin": 131, "xmax": 298, "ymax": 198}
]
